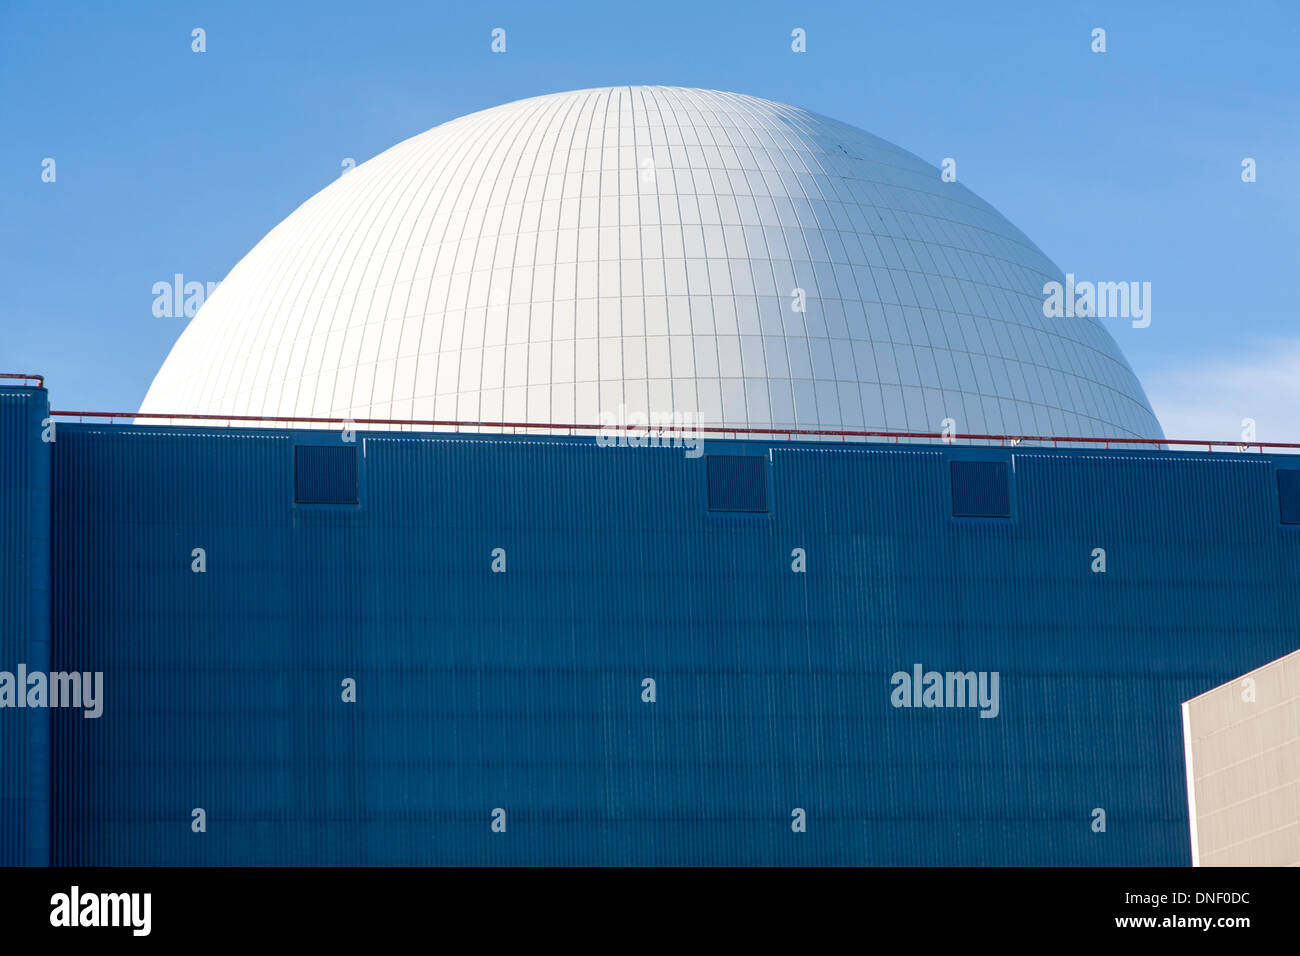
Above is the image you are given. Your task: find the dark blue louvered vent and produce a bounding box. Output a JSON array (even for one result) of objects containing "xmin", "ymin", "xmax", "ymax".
[
  {"xmin": 950, "ymin": 459, "xmax": 1010, "ymax": 518},
  {"xmin": 295, "ymin": 445, "xmax": 358, "ymax": 504},
  {"xmin": 706, "ymin": 455, "xmax": 768, "ymax": 513},
  {"xmin": 1278, "ymin": 470, "xmax": 1300, "ymax": 524}
]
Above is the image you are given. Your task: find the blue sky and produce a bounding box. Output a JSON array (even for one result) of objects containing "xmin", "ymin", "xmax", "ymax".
[{"xmin": 2, "ymin": 0, "xmax": 1297, "ymax": 438}]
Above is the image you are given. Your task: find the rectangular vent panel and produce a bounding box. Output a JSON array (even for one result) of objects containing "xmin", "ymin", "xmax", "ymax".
[
  {"xmin": 1278, "ymin": 470, "xmax": 1300, "ymax": 524},
  {"xmin": 950, "ymin": 460, "xmax": 1011, "ymax": 518},
  {"xmin": 295, "ymin": 445, "xmax": 359, "ymax": 505},
  {"xmin": 706, "ymin": 455, "xmax": 768, "ymax": 513}
]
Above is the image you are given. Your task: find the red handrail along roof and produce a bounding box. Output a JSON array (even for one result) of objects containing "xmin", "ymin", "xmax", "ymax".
[{"xmin": 38, "ymin": 407, "xmax": 1300, "ymax": 453}]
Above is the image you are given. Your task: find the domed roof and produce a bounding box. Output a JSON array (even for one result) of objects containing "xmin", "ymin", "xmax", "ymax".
[{"xmin": 141, "ymin": 86, "xmax": 1162, "ymax": 440}]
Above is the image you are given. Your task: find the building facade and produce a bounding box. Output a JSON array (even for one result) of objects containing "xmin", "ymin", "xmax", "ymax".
[
  {"xmin": 1183, "ymin": 649, "xmax": 1300, "ymax": 866},
  {"xmin": 3, "ymin": 382, "xmax": 1297, "ymax": 865}
]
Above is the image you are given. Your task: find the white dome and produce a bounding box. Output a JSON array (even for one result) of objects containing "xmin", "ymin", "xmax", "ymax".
[{"xmin": 141, "ymin": 86, "xmax": 1163, "ymax": 440}]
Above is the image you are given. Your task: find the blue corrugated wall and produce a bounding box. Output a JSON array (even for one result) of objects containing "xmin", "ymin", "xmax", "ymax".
[
  {"xmin": 0, "ymin": 387, "xmax": 51, "ymax": 866},
  {"xmin": 13, "ymin": 411, "xmax": 1298, "ymax": 864}
]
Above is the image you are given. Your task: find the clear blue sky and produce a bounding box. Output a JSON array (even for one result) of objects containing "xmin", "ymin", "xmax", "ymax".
[{"xmin": 2, "ymin": 0, "xmax": 1297, "ymax": 438}]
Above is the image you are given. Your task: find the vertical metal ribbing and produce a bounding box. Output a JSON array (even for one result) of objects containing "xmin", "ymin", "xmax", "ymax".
[{"xmin": 0, "ymin": 386, "xmax": 52, "ymax": 866}]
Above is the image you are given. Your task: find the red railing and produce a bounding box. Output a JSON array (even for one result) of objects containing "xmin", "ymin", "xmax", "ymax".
[
  {"xmin": 0, "ymin": 372, "xmax": 44, "ymax": 388},
  {"xmin": 7, "ymin": 371, "xmax": 1290, "ymax": 452},
  {"xmin": 38, "ymin": 408, "xmax": 1300, "ymax": 453}
]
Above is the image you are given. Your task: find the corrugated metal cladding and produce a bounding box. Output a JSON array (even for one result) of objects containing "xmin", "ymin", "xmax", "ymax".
[
  {"xmin": 0, "ymin": 393, "xmax": 1289, "ymax": 864},
  {"xmin": 0, "ymin": 387, "xmax": 51, "ymax": 866}
]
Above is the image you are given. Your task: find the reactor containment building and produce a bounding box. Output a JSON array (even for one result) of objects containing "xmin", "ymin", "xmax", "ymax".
[{"xmin": 2, "ymin": 87, "xmax": 1296, "ymax": 865}]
